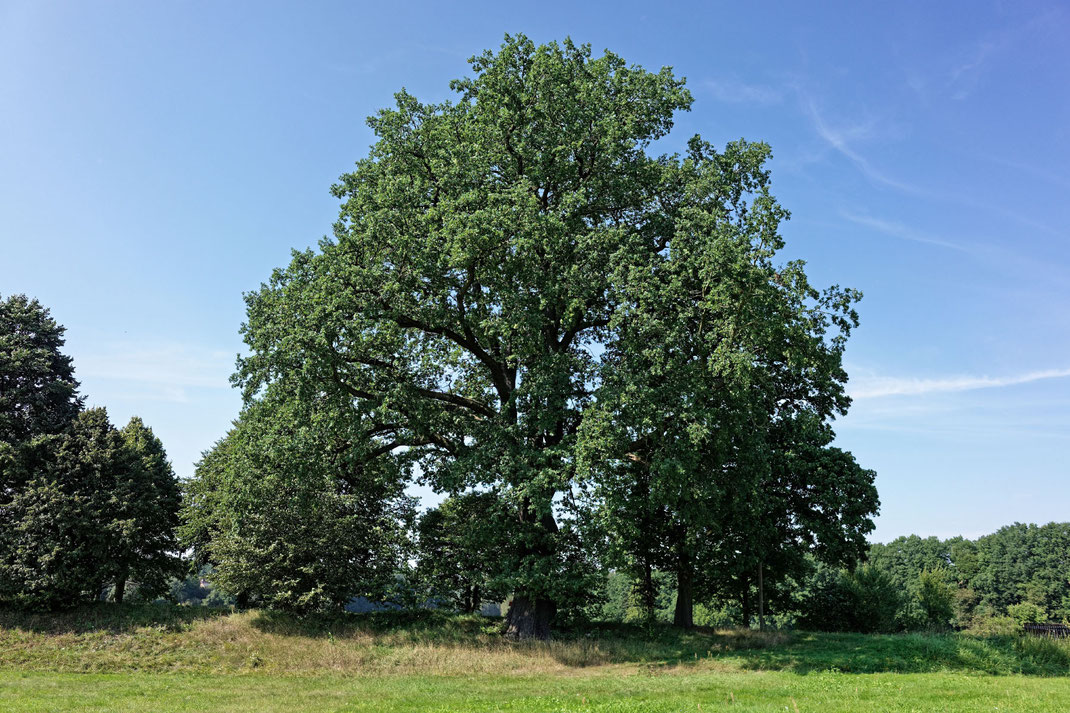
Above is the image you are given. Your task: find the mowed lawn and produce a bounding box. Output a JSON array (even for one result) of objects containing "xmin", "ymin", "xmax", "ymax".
[
  {"xmin": 2, "ymin": 606, "xmax": 1069, "ymax": 712},
  {"xmin": 4, "ymin": 670, "xmax": 1070, "ymax": 713}
]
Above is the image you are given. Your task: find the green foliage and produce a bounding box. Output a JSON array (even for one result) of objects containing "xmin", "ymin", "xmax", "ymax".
[
  {"xmin": 799, "ymin": 564, "xmax": 903, "ymax": 634},
  {"xmin": 867, "ymin": 535, "xmax": 950, "ymax": 594},
  {"xmin": 0, "ymin": 293, "xmax": 85, "ymax": 605},
  {"xmin": 966, "ymin": 614, "xmax": 1019, "ymax": 636},
  {"xmin": 593, "ymin": 570, "xmax": 676, "ymax": 624},
  {"xmin": 414, "ymin": 492, "xmax": 509, "ymax": 612},
  {"xmin": 169, "ymin": 566, "xmax": 234, "ymax": 607},
  {"xmin": 973, "ymin": 523, "xmax": 1070, "ymax": 618},
  {"xmin": 0, "ymin": 294, "xmax": 82, "ymax": 446},
  {"xmin": 915, "ymin": 568, "xmax": 956, "ymax": 630},
  {"xmin": 864, "ymin": 524, "xmax": 1070, "ymax": 628},
  {"xmin": 179, "ymin": 387, "xmax": 414, "ymax": 614},
  {"xmin": 1008, "ymin": 602, "xmax": 1047, "ymax": 626},
  {"xmin": 111, "ymin": 417, "xmax": 183, "ymax": 602},
  {"xmin": 570, "ymin": 94, "xmax": 876, "ymax": 628},
  {"xmin": 0, "ymin": 408, "xmax": 179, "ymax": 609}
]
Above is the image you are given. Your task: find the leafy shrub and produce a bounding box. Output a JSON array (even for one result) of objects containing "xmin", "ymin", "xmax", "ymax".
[
  {"xmin": 1007, "ymin": 602, "xmax": 1047, "ymax": 626},
  {"xmin": 966, "ymin": 614, "xmax": 1019, "ymax": 636},
  {"xmin": 916, "ymin": 568, "xmax": 956, "ymax": 630},
  {"xmin": 799, "ymin": 565, "xmax": 903, "ymax": 633}
]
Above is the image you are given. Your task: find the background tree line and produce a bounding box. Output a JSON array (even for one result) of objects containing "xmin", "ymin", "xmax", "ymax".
[{"xmin": 581, "ymin": 523, "xmax": 1070, "ymax": 634}]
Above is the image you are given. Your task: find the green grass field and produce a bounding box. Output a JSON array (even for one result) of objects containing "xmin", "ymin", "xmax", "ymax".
[{"xmin": 2, "ymin": 605, "xmax": 1069, "ymax": 711}]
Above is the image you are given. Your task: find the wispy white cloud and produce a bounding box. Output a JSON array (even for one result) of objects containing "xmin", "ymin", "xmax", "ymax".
[
  {"xmin": 839, "ymin": 211, "xmax": 977, "ymax": 253},
  {"xmin": 703, "ymin": 78, "xmax": 783, "ymax": 104},
  {"xmin": 849, "ymin": 368, "xmax": 1070, "ymax": 399},
  {"xmin": 804, "ymin": 98, "xmax": 1065, "ymax": 239},
  {"xmin": 801, "ymin": 98, "xmax": 922, "ymax": 194},
  {"xmin": 76, "ymin": 343, "xmax": 235, "ymax": 403},
  {"xmin": 949, "ymin": 40, "xmax": 996, "ymax": 80}
]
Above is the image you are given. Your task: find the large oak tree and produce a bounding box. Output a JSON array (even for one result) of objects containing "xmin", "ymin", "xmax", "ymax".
[
  {"xmin": 236, "ymin": 35, "xmax": 690, "ymax": 637},
  {"xmin": 235, "ymin": 35, "xmax": 874, "ymax": 636}
]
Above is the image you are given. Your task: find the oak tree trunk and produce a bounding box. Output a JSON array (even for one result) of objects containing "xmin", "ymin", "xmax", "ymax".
[
  {"xmin": 503, "ymin": 499, "xmax": 559, "ymax": 639},
  {"xmin": 504, "ymin": 594, "xmax": 555, "ymax": 639},
  {"xmin": 674, "ymin": 543, "xmax": 694, "ymax": 629},
  {"xmin": 114, "ymin": 573, "xmax": 128, "ymax": 605},
  {"xmin": 741, "ymin": 576, "xmax": 752, "ymax": 627}
]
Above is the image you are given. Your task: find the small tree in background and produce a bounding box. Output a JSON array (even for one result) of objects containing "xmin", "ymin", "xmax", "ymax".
[
  {"xmin": 915, "ymin": 568, "xmax": 956, "ymax": 630},
  {"xmin": 180, "ymin": 387, "xmax": 415, "ymax": 614},
  {"xmin": 414, "ymin": 492, "xmax": 509, "ymax": 613},
  {"xmin": 799, "ymin": 564, "xmax": 903, "ymax": 634}
]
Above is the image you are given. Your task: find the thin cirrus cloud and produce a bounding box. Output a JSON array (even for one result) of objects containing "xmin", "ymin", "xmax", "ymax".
[
  {"xmin": 839, "ymin": 210, "xmax": 978, "ymax": 254},
  {"xmin": 848, "ymin": 368, "xmax": 1070, "ymax": 399},
  {"xmin": 74, "ymin": 343, "xmax": 236, "ymax": 404},
  {"xmin": 800, "ymin": 97, "xmax": 924, "ymax": 195},
  {"xmin": 703, "ymin": 78, "xmax": 784, "ymax": 104},
  {"xmin": 804, "ymin": 96, "xmax": 1064, "ymax": 240}
]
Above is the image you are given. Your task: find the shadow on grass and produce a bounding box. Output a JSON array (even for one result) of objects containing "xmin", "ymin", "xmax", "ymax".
[
  {"xmin": 9, "ymin": 604, "xmax": 1065, "ymax": 677},
  {"xmin": 728, "ymin": 631, "xmax": 1070, "ymax": 677},
  {"xmin": 246, "ymin": 611, "xmax": 1070, "ymax": 676},
  {"xmin": 0, "ymin": 602, "xmax": 228, "ymax": 635},
  {"xmin": 248, "ymin": 607, "xmax": 501, "ymax": 641}
]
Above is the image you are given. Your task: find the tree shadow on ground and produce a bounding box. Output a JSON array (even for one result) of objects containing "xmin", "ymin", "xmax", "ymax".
[
  {"xmin": 0, "ymin": 602, "xmax": 227, "ymax": 635},
  {"xmin": 730, "ymin": 631, "xmax": 1070, "ymax": 677},
  {"xmin": 248, "ymin": 608, "xmax": 501, "ymax": 641},
  {"xmin": 536, "ymin": 622, "xmax": 1070, "ymax": 677}
]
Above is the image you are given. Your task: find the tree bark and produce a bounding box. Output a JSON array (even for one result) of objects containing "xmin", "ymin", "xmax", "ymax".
[
  {"xmin": 641, "ymin": 559, "xmax": 656, "ymax": 622},
  {"xmin": 503, "ymin": 499, "xmax": 559, "ymax": 639},
  {"xmin": 674, "ymin": 544, "xmax": 694, "ymax": 629},
  {"xmin": 758, "ymin": 561, "xmax": 765, "ymax": 632},
  {"xmin": 504, "ymin": 594, "xmax": 555, "ymax": 639},
  {"xmin": 114, "ymin": 572, "xmax": 127, "ymax": 605},
  {"xmin": 741, "ymin": 576, "xmax": 751, "ymax": 628}
]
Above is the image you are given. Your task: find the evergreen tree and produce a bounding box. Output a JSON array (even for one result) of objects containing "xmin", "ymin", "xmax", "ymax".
[
  {"xmin": 111, "ymin": 417, "xmax": 183, "ymax": 603},
  {"xmin": 0, "ymin": 409, "xmax": 126, "ymax": 608},
  {"xmin": 0, "ymin": 294, "xmax": 82, "ymax": 448}
]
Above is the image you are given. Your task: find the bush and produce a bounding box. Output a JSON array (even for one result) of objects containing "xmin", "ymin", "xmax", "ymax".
[
  {"xmin": 799, "ymin": 565, "xmax": 903, "ymax": 633},
  {"xmin": 916, "ymin": 568, "xmax": 956, "ymax": 630},
  {"xmin": 966, "ymin": 614, "xmax": 1019, "ymax": 636},
  {"xmin": 1007, "ymin": 602, "xmax": 1047, "ymax": 626}
]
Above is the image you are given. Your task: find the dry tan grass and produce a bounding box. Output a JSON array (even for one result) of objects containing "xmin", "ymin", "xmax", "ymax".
[{"xmin": 0, "ymin": 608, "xmax": 791, "ymax": 677}]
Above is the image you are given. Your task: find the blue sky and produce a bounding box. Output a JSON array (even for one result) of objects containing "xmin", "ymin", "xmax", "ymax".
[{"xmin": 2, "ymin": 1, "xmax": 1067, "ymax": 542}]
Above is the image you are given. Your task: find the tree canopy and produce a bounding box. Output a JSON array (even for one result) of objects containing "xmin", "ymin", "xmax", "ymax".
[
  {"xmin": 0, "ymin": 294, "xmax": 82, "ymax": 447},
  {"xmin": 225, "ymin": 34, "xmax": 877, "ymax": 636}
]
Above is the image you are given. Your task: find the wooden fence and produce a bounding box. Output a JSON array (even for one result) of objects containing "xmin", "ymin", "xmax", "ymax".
[{"xmin": 1023, "ymin": 623, "xmax": 1070, "ymax": 638}]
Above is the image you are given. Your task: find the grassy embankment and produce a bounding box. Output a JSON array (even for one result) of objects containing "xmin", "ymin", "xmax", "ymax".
[{"xmin": 2, "ymin": 605, "xmax": 1069, "ymax": 711}]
